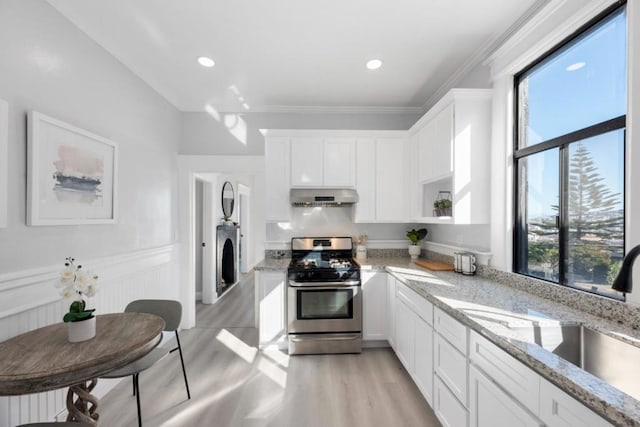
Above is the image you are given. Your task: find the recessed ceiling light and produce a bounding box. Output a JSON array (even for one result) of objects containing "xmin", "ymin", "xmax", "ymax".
[
  {"xmin": 366, "ymin": 59, "xmax": 382, "ymax": 70},
  {"xmin": 566, "ymin": 62, "xmax": 586, "ymax": 72},
  {"xmin": 197, "ymin": 56, "xmax": 215, "ymax": 68}
]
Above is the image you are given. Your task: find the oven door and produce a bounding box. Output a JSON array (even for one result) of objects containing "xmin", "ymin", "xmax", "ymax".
[{"xmin": 287, "ymin": 281, "xmax": 362, "ymax": 334}]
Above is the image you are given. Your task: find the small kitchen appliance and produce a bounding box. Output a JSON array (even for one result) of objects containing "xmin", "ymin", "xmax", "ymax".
[
  {"xmin": 287, "ymin": 237, "xmax": 362, "ymax": 355},
  {"xmin": 461, "ymin": 253, "xmax": 477, "ymax": 275}
]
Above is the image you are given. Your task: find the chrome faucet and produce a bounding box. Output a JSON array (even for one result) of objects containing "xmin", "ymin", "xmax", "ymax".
[{"xmin": 612, "ymin": 245, "xmax": 640, "ymax": 294}]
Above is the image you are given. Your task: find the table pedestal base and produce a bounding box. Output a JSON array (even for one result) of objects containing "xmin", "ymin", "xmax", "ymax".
[{"xmin": 66, "ymin": 379, "xmax": 99, "ymax": 426}]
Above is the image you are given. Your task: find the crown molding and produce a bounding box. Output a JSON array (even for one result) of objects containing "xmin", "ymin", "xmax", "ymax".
[
  {"xmin": 421, "ymin": 0, "xmax": 550, "ymax": 112},
  {"xmin": 489, "ymin": 0, "xmax": 618, "ymax": 78},
  {"xmin": 183, "ymin": 104, "xmax": 424, "ymax": 115}
]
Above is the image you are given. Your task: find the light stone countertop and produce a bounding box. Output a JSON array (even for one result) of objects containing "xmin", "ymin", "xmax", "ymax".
[{"xmin": 255, "ymin": 256, "xmax": 640, "ymax": 426}]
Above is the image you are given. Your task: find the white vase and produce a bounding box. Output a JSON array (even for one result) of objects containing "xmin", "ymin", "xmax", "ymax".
[
  {"xmin": 408, "ymin": 245, "xmax": 421, "ymax": 260},
  {"xmin": 67, "ymin": 316, "xmax": 96, "ymax": 342}
]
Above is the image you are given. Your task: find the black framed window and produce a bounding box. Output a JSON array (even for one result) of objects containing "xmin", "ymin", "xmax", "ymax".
[{"xmin": 514, "ymin": 3, "xmax": 627, "ymax": 299}]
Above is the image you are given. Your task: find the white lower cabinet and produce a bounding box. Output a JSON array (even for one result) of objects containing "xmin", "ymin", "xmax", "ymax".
[
  {"xmin": 395, "ymin": 297, "xmax": 415, "ymax": 370},
  {"xmin": 414, "ymin": 315, "xmax": 434, "ymax": 405},
  {"xmin": 469, "ymin": 365, "xmax": 543, "ymax": 427},
  {"xmin": 470, "ymin": 331, "xmax": 539, "ymax": 410},
  {"xmin": 362, "ymin": 271, "xmax": 387, "ymax": 341},
  {"xmin": 435, "ymin": 375, "xmax": 469, "ymax": 427},
  {"xmin": 434, "ymin": 332, "xmax": 468, "ymax": 406},
  {"xmin": 539, "ymin": 378, "xmax": 612, "ymax": 427},
  {"xmin": 386, "ymin": 275, "xmax": 397, "ymax": 349},
  {"xmin": 394, "ymin": 281, "xmax": 434, "ymax": 405},
  {"xmin": 255, "ymin": 271, "xmax": 286, "ymax": 348},
  {"xmin": 433, "ymin": 305, "xmax": 469, "ymax": 426}
]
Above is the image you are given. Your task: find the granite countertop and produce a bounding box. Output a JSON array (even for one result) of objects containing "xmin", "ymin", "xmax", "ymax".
[{"xmin": 255, "ymin": 256, "xmax": 640, "ymax": 425}]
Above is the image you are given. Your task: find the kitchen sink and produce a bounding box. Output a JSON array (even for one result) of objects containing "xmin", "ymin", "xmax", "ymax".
[{"xmin": 511, "ymin": 324, "xmax": 640, "ymax": 401}]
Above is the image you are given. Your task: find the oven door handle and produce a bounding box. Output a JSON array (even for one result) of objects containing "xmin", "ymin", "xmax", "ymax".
[
  {"xmin": 289, "ymin": 333, "xmax": 361, "ymax": 342},
  {"xmin": 288, "ymin": 280, "xmax": 360, "ymax": 287}
]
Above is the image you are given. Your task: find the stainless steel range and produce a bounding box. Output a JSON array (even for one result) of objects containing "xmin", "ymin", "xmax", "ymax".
[{"xmin": 287, "ymin": 237, "xmax": 362, "ymax": 355}]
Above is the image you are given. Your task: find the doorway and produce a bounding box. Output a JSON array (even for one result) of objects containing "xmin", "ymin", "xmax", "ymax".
[{"xmin": 237, "ymin": 184, "xmax": 251, "ymax": 273}]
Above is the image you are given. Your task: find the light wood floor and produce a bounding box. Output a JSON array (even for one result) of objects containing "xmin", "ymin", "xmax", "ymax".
[{"xmin": 97, "ymin": 272, "xmax": 441, "ymax": 427}]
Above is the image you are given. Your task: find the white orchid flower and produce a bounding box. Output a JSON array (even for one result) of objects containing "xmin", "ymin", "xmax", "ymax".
[
  {"xmin": 74, "ymin": 272, "xmax": 89, "ymax": 292},
  {"xmin": 57, "ymin": 267, "xmax": 75, "ymax": 288},
  {"xmin": 60, "ymin": 286, "xmax": 76, "ymax": 299}
]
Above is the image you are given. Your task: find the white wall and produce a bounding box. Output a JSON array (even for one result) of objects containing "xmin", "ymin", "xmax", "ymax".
[
  {"xmin": 180, "ymin": 111, "xmax": 421, "ymax": 156},
  {"xmin": 266, "ymin": 207, "xmax": 423, "ymax": 245},
  {"xmin": 0, "ymin": 0, "xmax": 180, "ymax": 272},
  {"xmin": 0, "ymin": 2, "xmax": 181, "ymax": 424}
]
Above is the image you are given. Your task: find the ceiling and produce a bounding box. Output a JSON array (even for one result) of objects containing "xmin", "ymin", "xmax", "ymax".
[{"xmin": 47, "ymin": 0, "xmax": 543, "ymax": 113}]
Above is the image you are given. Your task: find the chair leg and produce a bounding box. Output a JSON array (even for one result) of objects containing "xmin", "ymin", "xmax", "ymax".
[
  {"xmin": 134, "ymin": 373, "xmax": 142, "ymax": 427},
  {"xmin": 174, "ymin": 330, "xmax": 191, "ymax": 400}
]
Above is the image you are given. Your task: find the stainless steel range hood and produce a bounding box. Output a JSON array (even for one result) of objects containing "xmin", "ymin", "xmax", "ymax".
[{"xmin": 290, "ymin": 188, "xmax": 358, "ymax": 207}]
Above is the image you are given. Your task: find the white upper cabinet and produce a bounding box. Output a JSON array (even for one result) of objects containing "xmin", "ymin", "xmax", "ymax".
[
  {"xmin": 265, "ymin": 137, "xmax": 291, "ymax": 221},
  {"xmin": 355, "ymin": 138, "xmax": 376, "ymax": 222},
  {"xmin": 290, "ymin": 136, "xmax": 356, "ymax": 188},
  {"xmin": 419, "ymin": 104, "xmax": 453, "ymax": 183},
  {"xmin": 323, "ymin": 137, "xmax": 356, "ymax": 187},
  {"xmin": 290, "ymin": 137, "xmax": 323, "ymax": 187},
  {"xmin": 265, "ymin": 130, "xmax": 406, "ymax": 223},
  {"xmin": 375, "ymin": 138, "xmax": 407, "ymax": 222},
  {"xmin": 410, "ymin": 89, "xmax": 492, "ymax": 224}
]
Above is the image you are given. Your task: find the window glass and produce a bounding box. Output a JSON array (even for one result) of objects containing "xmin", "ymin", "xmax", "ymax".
[
  {"xmin": 517, "ymin": 149, "xmax": 559, "ymax": 281},
  {"xmin": 517, "ymin": 9, "xmax": 626, "ymax": 148},
  {"xmin": 566, "ymin": 130, "xmax": 624, "ymax": 293},
  {"xmin": 515, "ymin": 4, "xmax": 626, "ymax": 300}
]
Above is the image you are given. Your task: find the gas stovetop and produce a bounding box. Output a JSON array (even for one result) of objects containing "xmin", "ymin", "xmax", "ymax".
[{"xmin": 288, "ymin": 237, "xmax": 360, "ymax": 282}]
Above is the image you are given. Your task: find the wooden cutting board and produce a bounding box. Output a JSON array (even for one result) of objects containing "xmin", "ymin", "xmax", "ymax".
[{"xmin": 414, "ymin": 260, "xmax": 454, "ymax": 271}]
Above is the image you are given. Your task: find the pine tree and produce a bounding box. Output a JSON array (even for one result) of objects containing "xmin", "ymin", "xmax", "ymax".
[
  {"xmin": 568, "ymin": 142, "xmax": 621, "ymax": 241},
  {"xmin": 526, "ymin": 142, "xmax": 623, "ymax": 284}
]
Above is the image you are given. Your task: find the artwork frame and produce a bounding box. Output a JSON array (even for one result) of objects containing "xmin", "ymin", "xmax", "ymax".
[
  {"xmin": 27, "ymin": 111, "xmax": 118, "ymax": 226},
  {"xmin": 0, "ymin": 99, "xmax": 7, "ymax": 228}
]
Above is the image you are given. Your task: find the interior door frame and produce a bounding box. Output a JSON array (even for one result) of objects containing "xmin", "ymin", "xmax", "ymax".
[{"xmin": 237, "ymin": 183, "xmax": 251, "ymax": 273}]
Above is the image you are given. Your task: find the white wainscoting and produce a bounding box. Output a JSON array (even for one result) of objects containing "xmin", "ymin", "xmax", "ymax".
[{"xmin": 0, "ymin": 244, "xmax": 179, "ymax": 427}]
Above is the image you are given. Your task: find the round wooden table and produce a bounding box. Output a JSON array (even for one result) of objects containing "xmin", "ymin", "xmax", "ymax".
[{"xmin": 0, "ymin": 313, "xmax": 165, "ymax": 425}]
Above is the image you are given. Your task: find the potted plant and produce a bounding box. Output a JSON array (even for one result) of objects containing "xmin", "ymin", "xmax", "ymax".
[
  {"xmin": 433, "ymin": 198, "xmax": 453, "ymax": 217},
  {"xmin": 406, "ymin": 228, "xmax": 428, "ymax": 260},
  {"xmin": 56, "ymin": 257, "xmax": 99, "ymax": 342}
]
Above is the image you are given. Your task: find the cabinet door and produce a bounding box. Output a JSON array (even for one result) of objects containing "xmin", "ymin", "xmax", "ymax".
[
  {"xmin": 469, "ymin": 365, "xmax": 543, "ymax": 427},
  {"xmin": 414, "ymin": 316, "xmax": 434, "ymax": 405},
  {"xmin": 418, "ymin": 122, "xmax": 436, "ymax": 183},
  {"xmin": 435, "ymin": 376, "xmax": 469, "ymax": 427},
  {"xmin": 256, "ymin": 271, "xmax": 286, "ymax": 347},
  {"xmin": 386, "ymin": 275, "xmax": 397, "ymax": 349},
  {"xmin": 432, "ymin": 104, "xmax": 454, "ymax": 180},
  {"xmin": 539, "ymin": 378, "xmax": 611, "ymax": 427},
  {"xmin": 395, "ymin": 297, "xmax": 415, "ymax": 372},
  {"xmin": 265, "ymin": 137, "xmax": 291, "ymax": 221},
  {"xmin": 362, "ymin": 271, "xmax": 387, "ymax": 340},
  {"xmin": 375, "ymin": 138, "xmax": 406, "ymax": 221},
  {"xmin": 355, "ymin": 138, "xmax": 376, "ymax": 222},
  {"xmin": 470, "ymin": 331, "xmax": 539, "ymax": 411},
  {"xmin": 323, "ymin": 137, "xmax": 356, "ymax": 187},
  {"xmin": 435, "ymin": 333, "xmax": 468, "ymax": 406},
  {"xmin": 290, "ymin": 137, "xmax": 323, "ymax": 187}
]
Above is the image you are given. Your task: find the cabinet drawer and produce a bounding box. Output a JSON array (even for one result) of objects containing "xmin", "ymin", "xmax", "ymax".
[
  {"xmin": 539, "ymin": 378, "xmax": 611, "ymax": 427},
  {"xmin": 470, "ymin": 365, "xmax": 544, "ymax": 427},
  {"xmin": 470, "ymin": 331, "xmax": 539, "ymax": 411},
  {"xmin": 434, "ymin": 376, "xmax": 469, "ymax": 427},
  {"xmin": 435, "ymin": 332, "xmax": 468, "ymax": 406},
  {"xmin": 397, "ymin": 281, "xmax": 433, "ymax": 325},
  {"xmin": 434, "ymin": 307, "xmax": 468, "ymax": 354}
]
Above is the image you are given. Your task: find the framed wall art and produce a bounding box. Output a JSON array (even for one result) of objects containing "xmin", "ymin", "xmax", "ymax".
[
  {"xmin": 27, "ymin": 111, "xmax": 118, "ymax": 225},
  {"xmin": 0, "ymin": 99, "xmax": 7, "ymax": 228}
]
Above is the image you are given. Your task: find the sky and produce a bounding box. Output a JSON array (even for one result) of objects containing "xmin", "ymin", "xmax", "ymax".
[{"xmin": 520, "ymin": 7, "xmax": 626, "ymax": 219}]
